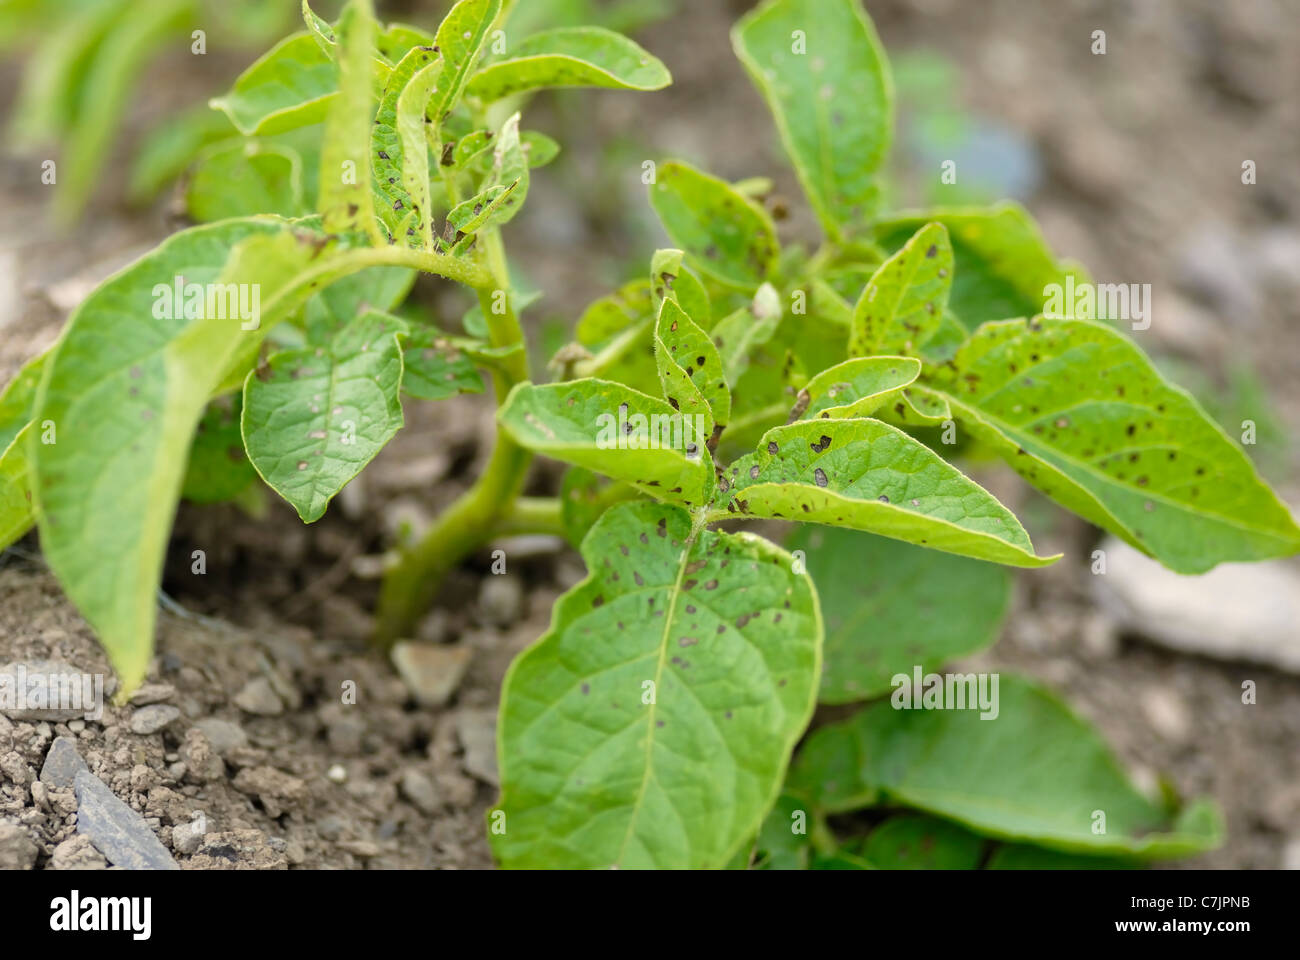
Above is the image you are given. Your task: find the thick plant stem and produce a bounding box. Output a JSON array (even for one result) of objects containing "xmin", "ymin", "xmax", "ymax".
[
  {"xmin": 496, "ymin": 497, "xmax": 565, "ymax": 537},
  {"xmin": 374, "ymin": 227, "xmax": 532, "ymax": 644}
]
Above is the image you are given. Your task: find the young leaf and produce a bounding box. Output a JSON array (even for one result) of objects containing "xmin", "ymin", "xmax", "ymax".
[
  {"xmin": 497, "ymin": 380, "xmax": 713, "ymax": 507},
  {"xmin": 185, "ymin": 141, "xmax": 304, "ymax": 223},
  {"xmin": 478, "ymin": 111, "xmax": 530, "ymax": 229},
  {"xmin": 211, "ymin": 33, "xmax": 341, "ymax": 136},
  {"xmin": 242, "ymin": 309, "xmax": 406, "ymax": 522},
  {"xmin": 492, "ymin": 500, "xmax": 822, "ymax": 868},
  {"xmin": 733, "ymin": 0, "xmax": 893, "ymax": 238},
  {"xmin": 182, "ymin": 396, "xmax": 258, "ymax": 504},
  {"xmin": 720, "ymin": 418, "xmax": 1056, "ymax": 568},
  {"xmin": 711, "ymin": 291, "xmax": 781, "ymax": 385},
  {"xmin": 395, "ymin": 53, "xmax": 446, "ymax": 249},
  {"xmin": 373, "ymin": 45, "xmax": 442, "ymax": 244},
  {"xmin": 426, "ymin": 0, "xmax": 502, "ymax": 132},
  {"xmin": 923, "ymin": 316, "xmax": 1300, "ymax": 572},
  {"xmin": 576, "ymin": 280, "xmax": 651, "ymax": 347},
  {"xmin": 648, "ymin": 161, "xmax": 778, "ymax": 289},
  {"xmin": 401, "ymin": 323, "xmax": 485, "ymax": 400},
  {"xmin": 648, "ymin": 249, "xmax": 710, "ymax": 330},
  {"xmin": 857, "ymin": 814, "xmax": 986, "ymax": 870},
  {"xmin": 466, "ymin": 26, "xmax": 670, "ymax": 102},
  {"xmin": 787, "ymin": 674, "xmax": 1223, "ymax": 859},
  {"xmin": 654, "ymin": 298, "xmax": 730, "ymax": 434},
  {"xmin": 0, "ymin": 423, "xmax": 35, "ymax": 552},
  {"xmin": 848, "ymin": 222, "xmax": 952, "ymax": 357},
  {"xmin": 874, "ymin": 204, "xmax": 1079, "ymax": 330},
  {"xmin": 31, "ymin": 220, "xmax": 320, "ymax": 696},
  {"xmin": 319, "ymin": 0, "xmax": 380, "ymax": 241},
  {"xmin": 793, "ymin": 356, "xmax": 921, "ymax": 421},
  {"xmin": 788, "ymin": 526, "xmax": 1009, "ymax": 703}
]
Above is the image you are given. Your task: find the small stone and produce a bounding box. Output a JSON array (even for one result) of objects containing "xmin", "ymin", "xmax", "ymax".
[
  {"xmin": 478, "ymin": 575, "xmax": 523, "ymax": 626},
  {"xmin": 171, "ymin": 817, "xmax": 207, "ymax": 855},
  {"xmin": 326, "ymin": 764, "xmax": 348, "ymax": 784},
  {"xmin": 192, "ymin": 718, "xmax": 248, "ymax": 756},
  {"xmin": 1, "ymin": 751, "xmax": 31, "ymax": 786},
  {"xmin": 73, "ymin": 769, "xmax": 179, "ymax": 870},
  {"xmin": 1283, "ymin": 837, "xmax": 1300, "ymax": 871},
  {"xmin": 231, "ymin": 766, "xmax": 308, "ymax": 818},
  {"xmin": 232, "ymin": 677, "xmax": 284, "ymax": 717},
  {"xmin": 129, "ymin": 683, "xmax": 177, "ymax": 706},
  {"xmin": 0, "ymin": 822, "xmax": 38, "ymax": 869},
  {"xmin": 66, "ymin": 719, "xmax": 85, "ymax": 733},
  {"xmin": 455, "ymin": 709, "xmax": 498, "ymax": 786},
  {"xmin": 337, "ymin": 839, "xmax": 380, "ymax": 858},
  {"xmin": 41, "ymin": 736, "xmax": 88, "ymax": 789},
  {"xmin": 391, "ymin": 643, "xmax": 473, "ymax": 708},
  {"xmin": 129, "ymin": 704, "xmax": 181, "ymax": 735},
  {"xmin": 399, "ymin": 769, "xmax": 440, "ymax": 815},
  {"xmin": 48, "ymin": 833, "xmax": 108, "ymax": 870}
]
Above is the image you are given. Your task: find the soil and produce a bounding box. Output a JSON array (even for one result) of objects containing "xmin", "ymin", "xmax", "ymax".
[{"xmin": 1, "ymin": 0, "xmax": 1297, "ymax": 869}]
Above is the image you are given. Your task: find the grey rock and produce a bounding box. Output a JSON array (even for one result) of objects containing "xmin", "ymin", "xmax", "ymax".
[
  {"xmin": 48, "ymin": 834, "xmax": 108, "ymax": 870},
  {"xmin": 192, "ymin": 718, "xmax": 248, "ymax": 756},
  {"xmin": 73, "ymin": 769, "xmax": 179, "ymax": 870},
  {"xmin": 399, "ymin": 769, "xmax": 440, "ymax": 815},
  {"xmin": 171, "ymin": 816, "xmax": 207, "ymax": 855},
  {"xmin": 1093, "ymin": 537, "xmax": 1300, "ymax": 673},
  {"xmin": 231, "ymin": 677, "xmax": 284, "ymax": 716},
  {"xmin": 129, "ymin": 683, "xmax": 176, "ymax": 706},
  {"xmin": 391, "ymin": 643, "xmax": 473, "ymax": 708},
  {"xmin": 129, "ymin": 704, "xmax": 180, "ymax": 735},
  {"xmin": 0, "ymin": 822, "xmax": 38, "ymax": 869},
  {"xmin": 455, "ymin": 709, "xmax": 498, "ymax": 786}
]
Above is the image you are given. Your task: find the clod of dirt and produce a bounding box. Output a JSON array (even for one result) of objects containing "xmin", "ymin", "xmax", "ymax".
[
  {"xmin": 0, "ymin": 821, "xmax": 38, "ymax": 869},
  {"xmin": 47, "ymin": 834, "xmax": 107, "ymax": 870},
  {"xmin": 187, "ymin": 830, "xmax": 287, "ymax": 870},
  {"xmin": 129, "ymin": 704, "xmax": 180, "ymax": 735},
  {"xmin": 231, "ymin": 676, "xmax": 285, "ymax": 716}
]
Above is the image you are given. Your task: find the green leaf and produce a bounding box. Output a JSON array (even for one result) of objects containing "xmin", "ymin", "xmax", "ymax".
[
  {"xmin": 520, "ymin": 130, "xmax": 561, "ymax": 168},
  {"xmin": 720, "ymin": 418, "xmax": 1056, "ymax": 568},
  {"xmin": 394, "ymin": 52, "xmax": 445, "ymax": 249},
  {"xmin": 304, "ymin": 264, "xmax": 416, "ymax": 344},
  {"xmin": 400, "ymin": 323, "xmax": 485, "ymax": 400},
  {"xmin": 753, "ymin": 793, "xmax": 813, "ymax": 869},
  {"xmin": 478, "ymin": 111, "xmax": 531, "ymax": 229},
  {"xmin": 211, "ymin": 33, "xmax": 341, "ymax": 136},
  {"xmin": 794, "ymin": 356, "xmax": 920, "ymax": 421},
  {"xmin": 492, "ymin": 500, "xmax": 822, "ymax": 868},
  {"xmin": 788, "ymin": 527, "xmax": 1009, "ymax": 703},
  {"xmin": 466, "ymin": 26, "xmax": 670, "ymax": 102},
  {"xmin": 924, "ymin": 317, "xmax": 1300, "ymax": 572},
  {"xmin": 319, "ymin": 0, "xmax": 381, "ymax": 242},
  {"xmin": 986, "ymin": 844, "xmax": 1136, "ymax": 870},
  {"xmin": 711, "ymin": 291, "xmax": 781, "ymax": 385},
  {"xmin": 242, "ymin": 308, "xmax": 405, "ymax": 522},
  {"xmin": 373, "ymin": 44, "xmax": 442, "ymax": 244},
  {"xmin": 498, "ymin": 380, "xmax": 714, "ymax": 507},
  {"xmin": 848, "ymin": 223, "xmax": 952, "ymax": 357},
  {"xmin": 648, "ymin": 160, "xmax": 778, "ymax": 289},
  {"xmin": 426, "ymin": 0, "xmax": 501, "ymax": 133},
  {"xmin": 0, "ymin": 350, "xmax": 47, "ymax": 454},
  {"xmin": 185, "ymin": 141, "xmax": 304, "ymax": 223},
  {"xmin": 874, "ymin": 204, "xmax": 1079, "ymax": 330},
  {"xmin": 788, "ymin": 674, "xmax": 1224, "ymax": 858},
  {"xmin": 733, "ymin": 0, "xmax": 893, "ymax": 238},
  {"xmin": 559, "ymin": 466, "xmax": 619, "ymax": 549},
  {"xmin": 182, "ymin": 395, "xmax": 258, "ymax": 504},
  {"xmin": 447, "ymin": 181, "xmax": 519, "ymax": 238},
  {"xmin": 858, "ymin": 814, "xmax": 986, "ymax": 870},
  {"xmin": 31, "ymin": 220, "xmax": 321, "ymax": 696},
  {"xmin": 654, "ymin": 298, "xmax": 730, "ymax": 434},
  {"xmin": 0, "ymin": 423, "xmax": 36, "ymax": 552},
  {"xmin": 128, "ymin": 106, "xmax": 236, "ymax": 203},
  {"xmin": 576, "ymin": 280, "xmax": 651, "ymax": 347}
]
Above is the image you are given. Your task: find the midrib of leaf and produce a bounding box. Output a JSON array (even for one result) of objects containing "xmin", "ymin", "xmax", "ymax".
[{"xmin": 613, "ymin": 507, "xmax": 709, "ymax": 867}]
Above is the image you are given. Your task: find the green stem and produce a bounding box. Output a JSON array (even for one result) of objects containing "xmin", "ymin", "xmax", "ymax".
[
  {"xmin": 374, "ymin": 226, "xmax": 532, "ymax": 644},
  {"xmin": 572, "ymin": 317, "xmax": 653, "ymax": 379},
  {"xmin": 496, "ymin": 497, "xmax": 565, "ymax": 537}
]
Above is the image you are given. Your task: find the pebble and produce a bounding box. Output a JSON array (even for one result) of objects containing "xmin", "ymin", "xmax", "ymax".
[
  {"xmin": 193, "ymin": 718, "xmax": 249, "ymax": 756},
  {"xmin": 478, "ymin": 576, "xmax": 524, "ymax": 626},
  {"xmin": 399, "ymin": 769, "xmax": 440, "ymax": 815},
  {"xmin": 129, "ymin": 683, "xmax": 177, "ymax": 706},
  {"xmin": 73, "ymin": 768, "xmax": 179, "ymax": 870},
  {"xmin": 232, "ymin": 677, "xmax": 284, "ymax": 717},
  {"xmin": 129, "ymin": 704, "xmax": 180, "ymax": 735},
  {"xmin": 455, "ymin": 709, "xmax": 498, "ymax": 786},
  {"xmin": 327, "ymin": 764, "xmax": 348, "ymax": 784},
  {"xmin": 391, "ymin": 643, "xmax": 473, "ymax": 708},
  {"xmin": 1141, "ymin": 687, "xmax": 1192, "ymax": 744},
  {"xmin": 179, "ymin": 727, "xmax": 225, "ymax": 782},
  {"xmin": 171, "ymin": 816, "xmax": 207, "ymax": 855}
]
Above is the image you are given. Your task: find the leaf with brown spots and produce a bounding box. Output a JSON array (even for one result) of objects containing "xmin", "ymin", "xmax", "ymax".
[
  {"xmin": 848, "ymin": 222, "xmax": 952, "ymax": 358},
  {"xmin": 923, "ymin": 316, "xmax": 1300, "ymax": 573},
  {"xmin": 795, "ymin": 356, "xmax": 920, "ymax": 421},
  {"xmin": 654, "ymin": 297, "xmax": 730, "ymax": 432},
  {"xmin": 492, "ymin": 500, "xmax": 821, "ymax": 868}
]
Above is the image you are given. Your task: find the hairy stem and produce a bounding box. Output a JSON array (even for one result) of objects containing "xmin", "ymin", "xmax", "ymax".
[{"xmin": 374, "ymin": 226, "xmax": 533, "ymax": 643}]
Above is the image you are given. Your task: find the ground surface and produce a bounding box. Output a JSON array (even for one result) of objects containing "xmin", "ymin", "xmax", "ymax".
[{"xmin": 1, "ymin": 0, "xmax": 1297, "ymax": 869}]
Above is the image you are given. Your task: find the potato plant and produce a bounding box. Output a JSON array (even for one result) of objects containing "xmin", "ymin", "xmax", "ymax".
[{"xmin": 2, "ymin": 0, "xmax": 1297, "ymax": 869}]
